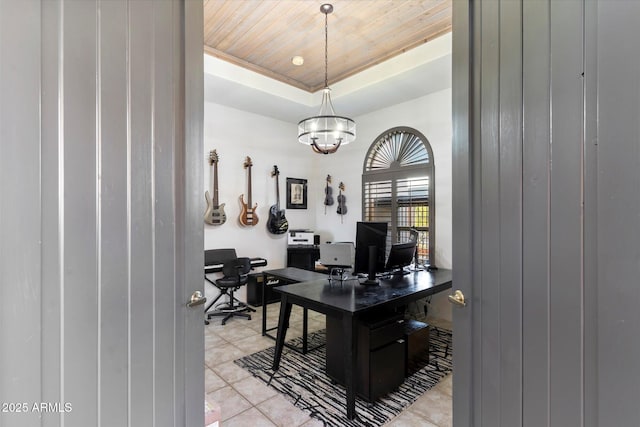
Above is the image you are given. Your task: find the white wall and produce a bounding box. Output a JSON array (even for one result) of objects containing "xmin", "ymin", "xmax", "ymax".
[
  {"xmin": 204, "ymin": 89, "xmax": 452, "ymax": 320},
  {"xmin": 203, "ymin": 103, "xmax": 309, "ymax": 267}
]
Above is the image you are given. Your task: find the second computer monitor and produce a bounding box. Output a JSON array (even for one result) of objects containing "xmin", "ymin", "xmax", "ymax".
[{"xmin": 385, "ymin": 241, "xmax": 417, "ymax": 273}]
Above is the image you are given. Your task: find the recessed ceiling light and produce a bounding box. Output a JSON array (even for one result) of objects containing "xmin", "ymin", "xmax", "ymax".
[{"xmin": 291, "ymin": 56, "xmax": 304, "ymax": 66}]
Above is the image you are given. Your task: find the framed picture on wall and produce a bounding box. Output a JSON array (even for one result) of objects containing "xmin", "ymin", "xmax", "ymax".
[{"xmin": 286, "ymin": 177, "xmax": 307, "ymax": 209}]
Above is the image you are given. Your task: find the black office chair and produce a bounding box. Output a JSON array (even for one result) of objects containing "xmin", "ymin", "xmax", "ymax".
[
  {"xmin": 204, "ymin": 249, "xmax": 255, "ymax": 325},
  {"xmin": 408, "ymin": 228, "xmax": 421, "ymax": 267},
  {"xmin": 408, "ymin": 228, "xmax": 419, "ymax": 243}
]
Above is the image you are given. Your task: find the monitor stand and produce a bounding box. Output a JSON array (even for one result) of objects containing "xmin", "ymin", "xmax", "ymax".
[
  {"xmin": 327, "ymin": 266, "xmax": 349, "ymax": 284},
  {"xmin": 362, "ymin": 246, "xmax": 379, "ymax": 286},
  {"xmin": 389, "ymin": 267, "xmax": 411, "ymax": 277}
]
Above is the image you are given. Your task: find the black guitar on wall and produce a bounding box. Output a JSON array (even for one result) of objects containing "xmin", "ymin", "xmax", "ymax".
[{"xmin": 267, "ymin": 165, "xmax": 289, "ymax": 235}]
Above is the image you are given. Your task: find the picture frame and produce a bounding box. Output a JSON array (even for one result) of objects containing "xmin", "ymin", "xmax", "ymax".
[{"xmin": 286, "ymin": 177, "xmax": 307, "ymax": 209}]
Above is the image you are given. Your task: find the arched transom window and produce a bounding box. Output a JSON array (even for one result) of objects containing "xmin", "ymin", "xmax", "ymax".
[{"xmin": 362, "ymin": 127, "xmax": 435, "ymax": 266}]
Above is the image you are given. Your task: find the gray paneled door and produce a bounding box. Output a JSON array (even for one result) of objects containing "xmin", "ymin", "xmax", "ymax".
[
  {"xmin": 452, "ymin": 1, "xmax": 640, "ymax": 426},
  {"xmin": 0, "ymin": 1, "xmax": 204, "ymax": 426}
]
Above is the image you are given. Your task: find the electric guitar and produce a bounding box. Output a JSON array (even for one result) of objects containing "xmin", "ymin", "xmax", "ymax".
[
  {"xmin": 267, "ymin": 165, "xmax": 289, "ymax": 234},
  {"xmin": 239, "ymin": 156, "xmax": 259, "ymax": 226},
  {"xmin": 203, "ymin": 150, "xmax": 226, "ymax": 225}
]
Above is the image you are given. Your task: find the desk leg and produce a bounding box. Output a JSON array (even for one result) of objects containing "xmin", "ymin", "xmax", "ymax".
[
  {"xmin": 342, "ymin": 313, "xmax": 358, "ymax": 420},
  {"xmin": 271, "ymin": 295, "xmax": 292, "ymax": 371},
  {"xmin": 261, "ymin": 273, "xmax": 267, "ymax": 336},
  {"xmin": 302, "ymin": 308, "xmax": 309, "ymax": 353}
]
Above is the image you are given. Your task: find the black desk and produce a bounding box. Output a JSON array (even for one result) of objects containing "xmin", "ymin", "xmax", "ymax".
[
  {"xmin": 271, "ymin": 268, "xmax": 452, "ymax": 420},
  {"xmin": 261, "ymin": 267, "xmax": 327, "ymax": 353}
]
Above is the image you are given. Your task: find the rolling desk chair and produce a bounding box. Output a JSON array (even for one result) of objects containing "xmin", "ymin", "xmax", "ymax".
[
  {"xmin": 409, "ymin": 228, "xmax": 419, "ymax": 243},
  {"xmin": 408, "ymin": 228, "xmax": 423, "ymax": 269},
  {"xmin": 204, "ymin": 249, "xmax": 255, "ymax": 325}
]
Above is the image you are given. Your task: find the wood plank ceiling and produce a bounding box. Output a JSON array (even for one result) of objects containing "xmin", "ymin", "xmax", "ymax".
[{"xmin": 203, "ymin": 0, "xmax": 452, "ymax": 92}]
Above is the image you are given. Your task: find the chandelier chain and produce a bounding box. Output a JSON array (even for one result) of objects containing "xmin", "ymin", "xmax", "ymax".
[{"xmin": 324, "ymin": 11, "xmax": 328, "ymax": 88}]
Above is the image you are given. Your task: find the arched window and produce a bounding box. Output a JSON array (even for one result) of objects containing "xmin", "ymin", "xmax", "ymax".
[{"xmin": 362, "ymin": 127, "xmax": 435, "ymax": 266}]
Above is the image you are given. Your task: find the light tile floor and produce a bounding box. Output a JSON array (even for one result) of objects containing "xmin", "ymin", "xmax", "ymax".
[{"xmin": 204, "ymin": 303, "xmax": 452, "ymax": 427}]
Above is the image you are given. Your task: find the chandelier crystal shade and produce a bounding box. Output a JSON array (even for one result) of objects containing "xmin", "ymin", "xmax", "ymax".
[{"xmin": 297, "ymin": 4, "xmax": 356, "ymax": 154}]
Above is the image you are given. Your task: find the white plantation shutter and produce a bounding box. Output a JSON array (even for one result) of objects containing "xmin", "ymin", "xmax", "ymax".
[
  {"xmin": 362, "ymin": 127, "xmax": 434, "ymax": 265},
  {"xmin": 363, "ymin": 180, "xmax": 394, "ymax": 253}
]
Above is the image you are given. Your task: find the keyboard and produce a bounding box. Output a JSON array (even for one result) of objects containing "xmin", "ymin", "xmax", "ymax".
[{"xmin": 204, "ymin": 257, "xmax": 267, "ymax": 274}]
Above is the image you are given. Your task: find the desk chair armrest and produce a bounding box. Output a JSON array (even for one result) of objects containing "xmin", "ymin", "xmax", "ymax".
[{"xmin": 236, "ymin": 257, "xmax": 251, "ymax": 276}]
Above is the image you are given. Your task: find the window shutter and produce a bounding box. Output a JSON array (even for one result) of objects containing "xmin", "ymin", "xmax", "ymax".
[
  {"xmin": 362, "ymin": 127, "xmax": 435, "ymax": 266},
  {"xmin": 364, "ymin": 180, "xmax": 393, "ymax": 254},
  {"xmin": 396, "ymin": 177, "xmax": 430, "ymax": 264}
]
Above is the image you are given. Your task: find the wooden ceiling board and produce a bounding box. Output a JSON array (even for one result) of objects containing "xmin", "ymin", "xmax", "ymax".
[
  {"xmin": 203, "ymin": 0, "xmax": 452, "ymax": 92},
  {"xmin": 240, "ymin": 6, "xmax": 316, "ymax": 65},
  {"xmin": 325, "ymin": 2, "xmax": 452, "ymax": 84}
]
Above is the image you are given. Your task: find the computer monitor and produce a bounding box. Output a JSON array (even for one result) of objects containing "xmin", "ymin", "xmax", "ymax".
[
  {"xmin": 354, "ymin": 222, "xmax": 388, "ymax": 282},
  {"xmin": 385, "ymin": 242, "xmax": 417, "ymax": 274}
]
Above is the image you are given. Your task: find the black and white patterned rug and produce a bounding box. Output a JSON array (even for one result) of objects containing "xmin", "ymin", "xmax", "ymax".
[{"xmin": 234, "ymin": 327, "xmax": 453, "ymax": 427}]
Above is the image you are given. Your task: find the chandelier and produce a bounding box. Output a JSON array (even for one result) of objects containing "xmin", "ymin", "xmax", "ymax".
[{"xmin": 297, "ymin": 4, "xmax": 356, "ymax": 154}]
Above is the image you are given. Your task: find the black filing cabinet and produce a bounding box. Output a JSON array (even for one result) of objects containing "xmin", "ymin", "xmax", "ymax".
[
  {"xmin": 286, "ymin": 245, "xmax": 320, "ymax": 271},
  {"xmin": 404, "ymin": 319, "xmax": 430, "ymax": 376},
  {"xmin": 326, "ymin": 311, "xmax": 406, "ymax": 402}
]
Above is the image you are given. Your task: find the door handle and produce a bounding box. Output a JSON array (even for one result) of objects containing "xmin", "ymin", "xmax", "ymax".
[
  {"xmin": 187, "ymin": 291, "xmax": 207, "ymax": 308},
  {"xmin": 448, "ymin": 290, "xmax": 466, "ymax": 307}
]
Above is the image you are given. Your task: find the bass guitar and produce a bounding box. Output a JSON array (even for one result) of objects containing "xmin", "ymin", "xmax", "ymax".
[
  {"xmin": 324, "ymin": 174, "xmax": 334, "ymax": 214},
  {"xmin": 337, "ymin": 182, "xmax": 347, "ymax": 222},
  {"xmin": 204, "ymin": 150, "xmax": 226, "ymax": 225},
  {"xmin": 267, "ymin": 165, "xmax": 289, "ymax": 234},
  {"xmin": 239, "ymin": 156, "xmax": 259, "ymax": 226}
]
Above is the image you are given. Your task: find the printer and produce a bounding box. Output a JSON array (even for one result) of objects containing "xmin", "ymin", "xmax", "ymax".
[{"xmin": 288, "ymin": 230, "xmax": 315, "ymax": 246}]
